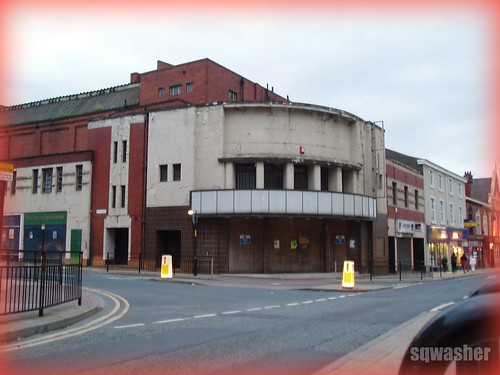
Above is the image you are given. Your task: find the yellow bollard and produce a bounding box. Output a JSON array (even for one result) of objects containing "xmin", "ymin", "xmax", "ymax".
[
  {"xmin": 342, "ymin": 260, "xmax": 355, "ymax": 289},
  {"xmin": 161, "ymin": 254, "xmax": 173, "ymax": 278}
]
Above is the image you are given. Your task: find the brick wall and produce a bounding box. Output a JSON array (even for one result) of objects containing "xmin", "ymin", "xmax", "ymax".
[
  {"xmin": 88, "ymin": 126, "xmax": 111, "ymax": 263},
  {"xmin": 138, "ymin": 59, "xmax": 286, "ymax": 107}
]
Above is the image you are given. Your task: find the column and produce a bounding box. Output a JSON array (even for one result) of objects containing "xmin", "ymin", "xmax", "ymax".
[
  {"xmin": 284, "ymin": 162, "xmax": 294, "ymax": 190},
  {"xmin": 329, "ymin": 166, "xmax": 342, "ymax": 192},
  {"xmin": 256, "ymin": 162, "xmax": 264, "ymax": 189}
]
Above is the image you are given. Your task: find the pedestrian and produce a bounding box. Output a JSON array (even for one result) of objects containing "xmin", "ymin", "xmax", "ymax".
[
  {"xmin": 441, "ymin": 257, "xmax": 448, "ymax": 272},
  {"xmin": 450, "ymin": 252, "xmax": 457, "ymax": 273},
  {"xmin": 469, "ymin": 255, "xmax": 476, "ymax": 272},
  {"xmin": 460, "ymin": 253, "xmax": 468, "ymax": 273}
]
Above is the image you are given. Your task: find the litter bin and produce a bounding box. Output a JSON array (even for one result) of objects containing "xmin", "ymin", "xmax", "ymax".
[
  {"xmin": 342, "ymin": 260, "xmax": 355, "ymax": 289},
  {"xmin": 161, "ymin": 254, "xmax": 173, "ymax": 278}
]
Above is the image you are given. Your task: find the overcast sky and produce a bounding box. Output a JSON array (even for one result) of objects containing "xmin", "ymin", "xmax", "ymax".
[{"xmin": 2, "ymin": 2, "xmax": 494, "ymax": 178}]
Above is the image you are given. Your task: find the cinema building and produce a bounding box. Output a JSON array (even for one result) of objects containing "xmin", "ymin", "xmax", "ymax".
[{"xmin": 1, "ymin": 58, "xmax": 387, "ymax": 273}]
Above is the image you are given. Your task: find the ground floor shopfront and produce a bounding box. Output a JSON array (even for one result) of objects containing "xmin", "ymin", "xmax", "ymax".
[
  {"xmin": 143, "ymin": 206, "xmax": 383, "ymax": 274},
  {"xmin": 427, "ymin": 226, "xmax": 472, "ymax": 271}
]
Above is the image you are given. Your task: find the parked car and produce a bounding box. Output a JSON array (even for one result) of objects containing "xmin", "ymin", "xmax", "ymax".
[{"xmin": 399, "ymin": 278, "xmax": 500, "ymax": 374}]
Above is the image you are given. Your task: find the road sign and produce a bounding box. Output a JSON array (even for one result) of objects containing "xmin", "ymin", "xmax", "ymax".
[{"xmin": 0, "ymin": 162, "xmax": 14, "ymax": 181}]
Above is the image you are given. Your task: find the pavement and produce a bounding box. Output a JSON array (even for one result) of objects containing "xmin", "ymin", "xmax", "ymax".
[{"xmin": 0, "ymin": 267, "xmax": 495, "ymax": 374}]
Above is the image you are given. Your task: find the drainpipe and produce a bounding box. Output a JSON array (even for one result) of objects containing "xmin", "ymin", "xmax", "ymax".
[{"xmin": 141, "ymin": 112, "xmax": 149, "ymax": 266}]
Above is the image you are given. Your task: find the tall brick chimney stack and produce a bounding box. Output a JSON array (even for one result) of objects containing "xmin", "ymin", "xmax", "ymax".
[{"xmin": 464, "ymin": 171, "xmax": 473, "ymax": 197}]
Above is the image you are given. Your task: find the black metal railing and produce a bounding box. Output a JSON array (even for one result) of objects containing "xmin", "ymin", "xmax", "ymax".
[
  {"xmin": 0, "ymin": 250, "xmax": 82, "ymax": 317},
  {"xmin": 366, "ymin": 260, "xmax": 432, "ymax": 281},
  {"xmin": 104, "ymin": 253, "xmax": 218, "ymax": 275},
  {"xmin": 105, "ymin": 252, "xmax": 157, "ymax": 273}
]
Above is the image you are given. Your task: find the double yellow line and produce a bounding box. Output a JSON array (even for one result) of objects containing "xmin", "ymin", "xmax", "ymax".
[{"xmin": 0, "ymin": 288, "xmax": 129, "ymax": 352}]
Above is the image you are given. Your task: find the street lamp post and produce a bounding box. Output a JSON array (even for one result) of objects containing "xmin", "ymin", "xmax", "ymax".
[{"xmin": 188, "ymin": 210, "xmax": 198, "ymax": 276}]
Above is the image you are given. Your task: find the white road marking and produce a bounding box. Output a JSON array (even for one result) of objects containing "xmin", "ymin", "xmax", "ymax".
[
  {"xmin": 193, "ymin": 314, "xmax": 217, "ymax": 319},
  {"xmin": 431, "ymin": 302, "xmax": 455, "ymax": 312},
  {"xmin": 153, "ymin": 318, "xmax": 189, "ymax": 324},
  {"xmin": 221, "ymin": 310, "xmax": 242, "ymax": 315},
  {"xmin": 286, "ymin": 303, "xmax": 300, "ymax": 306},
  {"xmin": 114, "ymin": 323, "xmax": 145, "ymax": 329},
  {"xmin": 264, "ymin": 305, "xmax": 281, "ymax": 309},
  {"xmin": 245, "ymin": 307, "xmax": 263, "ymax": 312}
]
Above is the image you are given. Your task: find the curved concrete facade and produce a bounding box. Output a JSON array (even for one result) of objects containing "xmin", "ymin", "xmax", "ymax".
[{"xmin": 145, "ymin": 102, "xmax": 387, "ymax": 273}]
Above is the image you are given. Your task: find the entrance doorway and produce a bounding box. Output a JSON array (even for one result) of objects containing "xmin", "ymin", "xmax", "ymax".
[
  {"xmin": 106, "ymin": 228, "xmax": 129, "ymax": 265},
  {"xmin": 156, "ymin": 230, "xmax": 181, "ymax": 269}
]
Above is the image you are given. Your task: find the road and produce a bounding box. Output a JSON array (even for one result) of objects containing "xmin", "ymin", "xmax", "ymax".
[{"xmin": 2, "ymin": 270, "xmax": 491, "ymax": 375}]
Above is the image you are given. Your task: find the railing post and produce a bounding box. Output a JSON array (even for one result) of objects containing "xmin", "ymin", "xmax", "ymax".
[
  {"xmin": 78, "ymin": 251, "xmax": 82, "ymax": 306},
  {"xmin": 399, "ymin": 261, "xmax": 402, "ymax": 281},
  {"xmin": 38, "ymin": 251, "xmax": 47, "ymax": 317},
  {"xmin": 106, "ymin": 253, "xmax": 110, "ymax": 272},
  {"xmin": 138, "ymin": 253, "xmax": 142, "ymax": 274}
]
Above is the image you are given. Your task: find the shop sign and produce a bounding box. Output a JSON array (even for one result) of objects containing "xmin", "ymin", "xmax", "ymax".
[
  {"xmin": 396, "ymin": 220, "xmax": 423, "ymax": 234},
  {"xmin": 0, "ymin": 162, "xmax": 14, "ymax": 182},
  {"xmin": 464, "ymin": 220, "xmax": 476, "ymax": 228},
  {"xmin": 427, "ymin": 226, "xmax": 448, "ymax": 243}
]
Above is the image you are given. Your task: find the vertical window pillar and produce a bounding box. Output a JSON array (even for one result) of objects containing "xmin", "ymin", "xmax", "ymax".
[
  {"xmin": 329, "ymin": 167, "xmax": 342, "ymax": 192},
  {"xmin": 255, "ymin": 162, "xmax": 264, "ymax": 189},
  {"xmin": 309, "ymin": 164, "xmax": 321, "ymax": 191},
  {"xmin": 225, "ymin": 162, "xmax": 235, "ymax": 189},
  {"xmin": 284, "ymin": 162, "xmax": 294, "ymax": 190}
]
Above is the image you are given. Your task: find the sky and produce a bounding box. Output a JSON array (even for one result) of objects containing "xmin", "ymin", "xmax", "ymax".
[{"xmin": 1, "ymin": 0, "xmax": 498, "ymax": 178}]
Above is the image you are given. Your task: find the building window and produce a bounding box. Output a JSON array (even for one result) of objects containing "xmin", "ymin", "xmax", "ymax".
[
  {"xmin": 392, "ymin": 182, "xmax": 397, "ymax": 205},
  {"xmin": 113, "ymin": 141, "xmax": 118, "ymax": 163},
  {"xmin": 160, "ymin": 164, "xmax": 168, "ymax": 182},
  {"xmin": 173, "ymin": 163, "xmax": 181, "ymax": 181},
  {"xmin": 448, "ymin": 178, "xmax": 453, "ymax": 194},
  {"xmin": 415, "ymin": 190, "xmax": 419, "ymax": 209},
  {"xmin": 56, "ymin": 167, "xmax": 63, "ymax": 193},
  {"xmin": 229, "ymin": 90, "xmax": 237, "ymax": 101},
  {"xmin": 264, "ymin": 164, "xmax": 283, "ymax": 189},
  {"xmin": 430, "ymin": 197, "xmax": 436, "ymax": 223},
  {"xmin": 76, "ymin": 165, "xmax": 83, "ymax": 191},
  {"xmin": 294, "ymin": 165, "xmax": 308, "ymax": 190},
  {"xmin": 10, "ymin": 171, "xmax": 16, "ymax": 195},
  {"xmin": 468, "ymin": 206, "xmax": 473, "ymax": 220},
  {"xmin": 158, "ymin": 87, "xmax": 165, "ymax": 98},
  {"xmin": 170, "ymin": 84, "xmax": 181, "ymax": 96},
  {"xmin": 459, "ymin": 206, "xmax": 464, "ymax": 229},
  {"xmin": 429, "ymin": 170, "xmax": 434, "ymax": 187},
  {"xmin": 321, "ymin": 167, "xmax": 329, "ymax": 191},
  {"xmin": 404, "ymin": 186, "xmax": 408, "ymax": 207},
  {"xmin": 121, "ymin": 185, "xmax": 126, "ymax": 208},
  {"xmin": 122, "ymin": 140, "xmax": 127, "ymax": 163},
  {"xmin": 440, "ymin": 200, "xmax": 445, "ymax": 224},
  {"xmin": 235, "ymin": 164, "xmax": 256, "ymax": 189},
  {"xmin": 32, "ymin": 169, "xmax": 38, "ymax": 194},
  {"xmin": 438, "ymin": 174, "xmax": 443, "ymax": 191},
  {"xmin": 186, "ymin": 82, "xmax": 193, "ymax": 93},
  {"xmin": 111, "ymin": 186, "xmax": 116, "ymax": 208},
  {"xmin": 449, "ymin": 203, "xmax": 455, "ymax": 225},
  {"xmin": 42, "ymin": 168, "xmax": 53, "ymax": 193}
]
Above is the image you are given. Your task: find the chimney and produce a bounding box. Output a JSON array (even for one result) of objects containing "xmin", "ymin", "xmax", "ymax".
[
  {"xmin": 464, "ymin": 171, "xmax": 473, "ymax": 197},
  {"xmin": 130, "ymin": 72, "xmax": 141, "ymax": 84}
]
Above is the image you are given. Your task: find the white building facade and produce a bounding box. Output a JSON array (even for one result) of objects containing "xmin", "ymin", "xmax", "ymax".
[{"xmin": 418, "ymin": 159, "xmax": 467, "ymax": 269}]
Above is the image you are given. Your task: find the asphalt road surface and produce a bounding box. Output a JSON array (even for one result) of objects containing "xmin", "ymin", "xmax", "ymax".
[{"xmin": 2, "ymin": 270, "xmax": 490, "ymax": 375}]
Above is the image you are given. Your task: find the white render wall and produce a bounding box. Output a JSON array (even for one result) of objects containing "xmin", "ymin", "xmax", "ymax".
[
  {"xmin": 3, "ymin": 161, "xmax": 92, "ymax": 259},
  {"xmin": 419, "ymin": 160, "xmax": 467, "ymax": 228},
  {"xmin": 146, "ymin": 103, "xmax": 385, "ymax": 209}
]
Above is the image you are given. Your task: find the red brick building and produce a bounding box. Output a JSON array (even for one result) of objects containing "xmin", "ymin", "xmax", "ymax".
[
  {"xmin": 385, "ymin": 149, "xmax": 426, "ymax": 272},
  {"xmin": 0, "ymin": 58, "xmax": 286, "ymax": 266}
]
